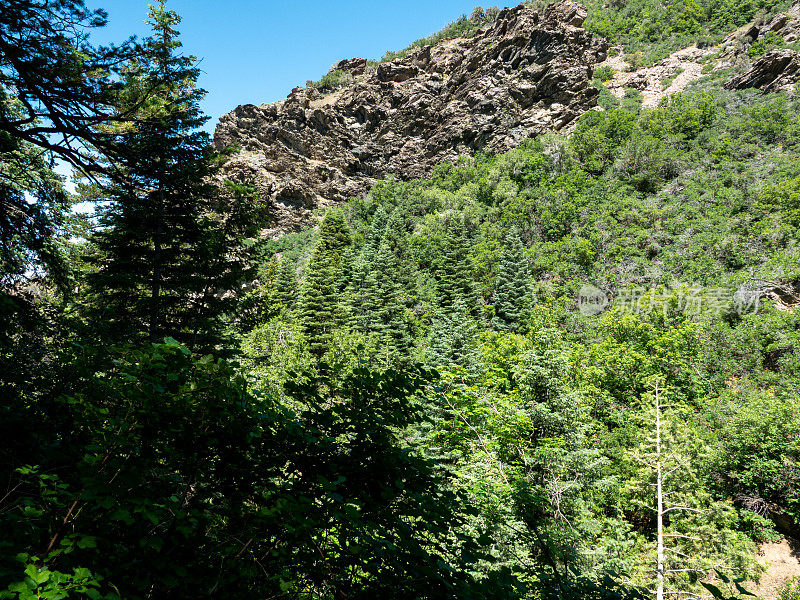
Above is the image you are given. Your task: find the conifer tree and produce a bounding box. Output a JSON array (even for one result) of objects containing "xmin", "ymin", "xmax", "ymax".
[
  {"xmin": 88, "ymin": 1, "xmax": 256, "ymax": 351},
  {"xmin": 363, "ymin": 206, "xmax": 389, "ymax": 260},
  {"xmin": 318, "ymin": 208, "xmax": 352, "ymax": 263},
  {"xmin": 373, "ymin": 242, "xmax": 413, "ymax": 366},
  {"xmin": 298, "ymin": 243, "xmax": 339, "ymax": 359},
  {"xmin": 273, "ymin": 256, "xmax": 299, "ymax": 317},
  {"xmin": 298, "ymin": 211, "xmax": 353, "ymax": 357},
  {"xmin": 434, "ymin": 221, "xmax": 478, "ymax": 314},
  {"xmin": 427, "ymin": 298, "xmax": 478, "ymax": 372},
  {"xmin": 382, "ymin": 208, "xmax": 416, "ymax": 304},
  {"xmin": 491, "ymin": 227, "xmax": 530, "ymax": 332},
  {"xmin": 349, "ymin": 206, "xmax": 389, "ymax": 329}
]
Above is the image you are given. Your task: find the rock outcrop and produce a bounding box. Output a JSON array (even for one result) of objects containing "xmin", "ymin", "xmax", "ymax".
[
  {"xmin": 725, "ymin": 48, "xmax": 800, "ymax": 92},
  {"xmin": 214, "ymin": 1, "xmax": 607, "ymax": 235}
]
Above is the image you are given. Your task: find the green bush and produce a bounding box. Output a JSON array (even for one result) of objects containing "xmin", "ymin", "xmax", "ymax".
[
  {"xmin": 308, "ymin": 68, "xmax": 354, "ymax": 92},
  {"xmin": 779, "ymin": 577, "xmax": 800, "ymax": 600},
  {"xmin": 595, "ymin": 65, "xmax": 616, "ymax": 82},
  {"xmin": 748, "ymin": 30, "xmax": 785, "ymax": 57},
  {"xmin": 737, "ymin": 509, "xmax": 784, "ymax": 543}
]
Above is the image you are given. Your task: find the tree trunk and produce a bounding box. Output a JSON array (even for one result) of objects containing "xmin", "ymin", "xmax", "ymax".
[{"xmin": 656, "ymin": 384, "xmax": 664, "ymax": 600}]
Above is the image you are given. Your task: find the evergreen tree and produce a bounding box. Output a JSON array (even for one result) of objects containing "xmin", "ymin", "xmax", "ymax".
[
  {"xmin": 382, "ymin": 208, "xmax": 416, "ymax": 304},
  {"xmin": 297, "ymin": 209, "xmax": 353, "ymax": 357},
  {"xmin": 491, "ymin": 227, "xmax": 530, "ymax": 332},
  {"xmin": 273, "ymin": 255, "xmax": 299, "ymax": 317},
  {"xmin": 346, "ymin": 208, "xmax": 415, "ymax": 365},
  {"xmin": 88, "ymin": 1, "xmax": 256, "ymax": 351},
  {"xmin": 0, "ymin": 93, "xmax": 71, "ymax": 291},
  {"xmin": 434, "ymin": 221, "xmax": 478, "ymax": 314},
  {"xmin": 299, "ymin": 244, "xmax": 340, "ymax": 359},
  {"xmin": 427, "ymin": 298, "xmax": 478, "ymax": 372},
  {"xmin": 318, "ymin": 207, "xmax": 352, "ymax": 263},
  {"xmin": 363, "ymin": 205, "xmax": 389, "ymax": 260},
  {"xmin": 373, "ymin": 241, "xmax": 413, "ymax": 366},
  {"xmin": 0, "ymin": 0, "xmax": 137, "ymax": 173},
  {"xmin": 348, "ymin": 206, "xmax": 389, "ymax": 330}
]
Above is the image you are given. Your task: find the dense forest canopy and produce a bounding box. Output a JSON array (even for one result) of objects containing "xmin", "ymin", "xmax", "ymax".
[{"xmin": 1, "ymin": 0, "xmax": 799, "ymax": 599}]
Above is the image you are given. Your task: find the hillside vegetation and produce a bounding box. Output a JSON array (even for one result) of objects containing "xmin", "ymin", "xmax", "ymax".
[{"xmin": 2, "ymin": 0, "xmax": 800, "ymax": 599}]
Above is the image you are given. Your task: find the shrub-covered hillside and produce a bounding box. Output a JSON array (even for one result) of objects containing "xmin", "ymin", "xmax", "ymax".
[
  {"xmin": 239, "ymin": 76, "xmax": 800, "ymax": 597},
  {"xmin": 3, "ymin": 0, "xmax": 800, "ymax": 599}
]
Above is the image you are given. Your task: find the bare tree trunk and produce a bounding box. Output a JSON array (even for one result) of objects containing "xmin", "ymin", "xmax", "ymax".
[{"xmin": 656, "ymin": 384, "xmax": 664, "ymax": 600}]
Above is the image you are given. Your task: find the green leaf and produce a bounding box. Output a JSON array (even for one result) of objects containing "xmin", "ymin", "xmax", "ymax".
[
  {"xmin": 76, "ymin": 536, "xmax": 97, "ymax": 549},
  {"xmin": 24, "ymin": 564, "xmax": 50, "ymax": 586}
]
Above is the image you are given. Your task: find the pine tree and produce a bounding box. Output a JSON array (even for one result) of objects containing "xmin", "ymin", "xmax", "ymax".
[
  {"xmin": 318, "ymin": 208, "xmax": 352, "ymax": 263},
  {"xmin": 434, "ymin": 221, "xmax": 478, "ymax": 314},
  {"xmin": 349, "ymin": 206, "xmax": 389, "ymax": 330},
  {"xmin": 363, "ymin": 206, "xmax": 389, "ymax": 260},
  {"xmin": 491, "ymin": 227, "xmax": 530, "ymax": 332},
  {"xmin": 273, "ymin": 256, "xmax": 299, "ymax": 317},
  {"xmin": 381, "ymin": 208, "xmax": 416, "ymax": 304},
  {"xmin": 298, "ymin": 242, "xmax": 339, "ymax": 359},
  {"xmin": 427, "ymin": 298, "xmax": 478, "ymax": 372},
  {"xmin": 373, "ymin": 242, "xmax": 413, "ymax": 367},
  {"xmin": 0, "ymin": 93, "xmax": 71, "ymax": 290},
  {"xmin": 0, "ymin": 0, "xmax": 138, "ymax": 173},
  {"xmin": 88, "ymin": 1, "xmax": 256, "ymax": 351}
]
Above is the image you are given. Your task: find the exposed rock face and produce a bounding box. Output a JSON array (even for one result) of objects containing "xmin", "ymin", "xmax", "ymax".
[
  {"xmin": 725, "ymin": 48, "xmax": 800, "ymax": 92},
  {"xmin": 214, "ymin": 1, "xmax": 607, "ymax": 236}
]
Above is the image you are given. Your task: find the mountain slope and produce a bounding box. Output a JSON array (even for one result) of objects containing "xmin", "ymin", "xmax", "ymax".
[{"xmin": 214, "ymin": 1, "xmax": 607, "ymax": 236}]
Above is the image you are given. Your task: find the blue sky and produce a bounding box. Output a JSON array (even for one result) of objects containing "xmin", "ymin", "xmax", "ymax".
[{"xmin": 90, "ymin": 0, "xmax": 517, "ymax": 132}]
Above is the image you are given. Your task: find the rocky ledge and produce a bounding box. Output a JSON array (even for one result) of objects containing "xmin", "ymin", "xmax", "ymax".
[
  {"xmin": 725, "ymin": 48, "xmax": 800, "ymax": 92},
  {"xmin": 213, "ymin": 1, "xmax": 607, "ymax": 235}
]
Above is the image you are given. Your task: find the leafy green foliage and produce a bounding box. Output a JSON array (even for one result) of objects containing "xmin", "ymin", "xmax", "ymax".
[
  {"xmin": 306, "ymin": 68, "xmax": 354, "ymax": 92},
  {"xmin": 594, "ymin": 65, "xmax": 616, "ymax": 82},
  {"xmin": 582, "ymin": 0, "xmax": 792, "ymax": 65},
  {"xmin": 377, "ymin": 5, "xmax": 501, "ymax": 63},
  {"xmin": 748, "ymin": 30, "xmax": 785, "ymax": 57},
  {"xmin": 7, "ymin": 1, "xmax": 800, "ymax": 598}
]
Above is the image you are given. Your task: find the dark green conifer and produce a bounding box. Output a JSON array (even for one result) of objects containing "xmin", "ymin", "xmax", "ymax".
[
  {"xmin": 491, "ymin": 227, "xmax": 530, "ymax": 332},
  {"xmin": 88, "ymin": 1, "xmax": 257, "ymax": 351},
  {"xmin": 427, "ymin": 298, "xmax": 478, "ymax": 372},
  {"xmin": 373, "ymin": 242, "xmax": 413, "ymax": 366},
  {"xmin": 298, "ymin": 243, "xmax": 339, "ymax": 358},
  {"xmin": 363, "ymin": 206, "xmax": 389, "ymax": 260},
  {"xmin": 297, "ymin": 208, "xmax": 353, "ymax": 357},
  {"xmin": 273, "ymin": 256, "xmax": 299, "ymax": 317},
  {"xmin": 338, "ymin": 247, "xmax": 356, "ymax": 294},
  {"xmin": 348, "ymin": 206, "xmax": 389, "ymax": 329},
  {"xmin": 382, "ymin": 208, "xmax": 416, "ymax": 303},
  {"xmin": 318, "ymin": 207, "xmax": 352, "ymax": 264},
  {"xmin": 434, "ymin": 221, "xmax": 478, "ymax": 314}
]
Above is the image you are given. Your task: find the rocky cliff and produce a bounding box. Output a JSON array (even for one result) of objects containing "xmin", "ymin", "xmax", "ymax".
[{"xmin": 213, "ymin": 1, "xmax": 607, "ymax": 235}]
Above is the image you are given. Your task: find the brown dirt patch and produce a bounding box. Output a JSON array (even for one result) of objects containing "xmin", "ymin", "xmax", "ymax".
[{"xmin": 754, "ymin": 540, "xmax": 800, "ymax": 599}]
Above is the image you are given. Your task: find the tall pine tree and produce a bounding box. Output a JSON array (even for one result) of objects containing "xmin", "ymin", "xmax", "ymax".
[
  {"xmin": 298, "ymin": 209, "xmax": 352, "ymax": 358},
  {"xmin": 427, "ymin": 298, "xmax": 478, "ymax": 373},
  {"xmin": 373, "ymin": 240, "xmax": 413, "ymax": 367},
  {"xmin": 273, "ymin": 255, "xmax": 299, "ymax": 317},
  {"xmin": 491, "ymin": 227, "xmax": 530, "ymax": 332},
  {"xmin": 434, "ymin": 219, "xmax": 478, "ymax": 314},
  {"xmin": 88, "ymin": 1, "xmax": 256, "ymax": 351},
  {"xmin": 298, "ymin": 245, "xmax": 339, "ymax": 359},
  {"xmin": 349, "ymin": 206, "xmax": 389, "ymax": 330}
]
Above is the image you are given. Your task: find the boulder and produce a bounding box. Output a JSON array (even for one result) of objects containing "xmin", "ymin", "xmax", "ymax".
[{"xmin": 725, "ymin": 48, "xmax": 800, "ymax": 92}]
